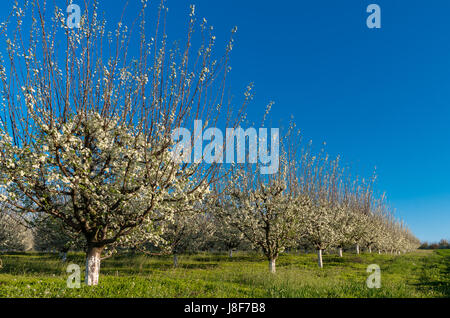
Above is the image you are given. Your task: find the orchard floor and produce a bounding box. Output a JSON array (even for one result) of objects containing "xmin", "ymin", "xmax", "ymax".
[{"xmin": 0, "ymin": 249, "xmax": 448, "ymax": 298}]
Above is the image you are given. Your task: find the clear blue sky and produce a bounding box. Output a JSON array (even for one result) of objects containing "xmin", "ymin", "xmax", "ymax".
[{"xmin": 7, "ymin": 0, "xmax": 450, "ymax": 242}]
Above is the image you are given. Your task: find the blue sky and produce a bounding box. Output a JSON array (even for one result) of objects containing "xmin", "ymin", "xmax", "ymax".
[{"xmin": 5, "ymin": 0, "xmax": 450, "ymax": 242}]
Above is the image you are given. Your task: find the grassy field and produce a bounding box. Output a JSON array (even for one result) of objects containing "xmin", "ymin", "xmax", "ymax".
[{"xmin": 0, "ymin": 249, "xmax": 448, "ymax": 298}]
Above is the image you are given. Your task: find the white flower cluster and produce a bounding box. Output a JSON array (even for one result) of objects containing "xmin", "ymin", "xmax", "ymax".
[{"xmin": 0, "ymin": 111, "xmax": 209, "ymax": 253}]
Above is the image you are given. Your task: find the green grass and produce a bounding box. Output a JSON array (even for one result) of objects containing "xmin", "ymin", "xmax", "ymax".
[{"xmin": 0, "ymin": 249, "xmax": 448, "ymax": 298}]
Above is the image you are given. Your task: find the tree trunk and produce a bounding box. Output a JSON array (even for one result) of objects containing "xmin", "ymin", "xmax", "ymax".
[
  {"xmin": 85, "ymin": 246, "xmax": 103, "ymax": 286},
  {"xmin": 269, "ymin": 258, "xmax": 276, "ymax": 273},
  {"xmin": 173, "ymin": 254, "xmax": 178, "ymax": 267},
  {"xmin": 338, "ymin": 247, "xmax": 343, "ymax": 257},
  {"xmin": 356, "ymin": 244, "xmax": 360, "ymax": 255},
  {"xmin": 378, "ymin": 250, "xmax": 381, "ymax": 255},
  {"xmin": 317, "ymin": 249, "xmax": 323, "ymax": 268},
  {"xmin": 368, "ymin": 246, "xmax": 372, "ymax": 253},
  {"xmin": 61, "ymin": 252, "xmax": 67, "ymax": 262},
  {"xmin": 229, "ymin": 250, "xmax": 233, "ymax": 258}
]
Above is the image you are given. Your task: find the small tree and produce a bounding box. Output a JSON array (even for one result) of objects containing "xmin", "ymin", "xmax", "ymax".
[
  {"xmin": 32, "ymin": 214, "xmax": 84, "ymax": 261},
  {"xmin": 438, "ymin": 239, "xmax": 449, "ymax": 249},
  {"xmin": 162, "ymin": 209, "xmax": 215, "ymax": 267},
  {"xmin": 217, "ymin": 156, "xmax": 301, "ymax": 273},
  {"xmin": 345, "ymin": 178, "xmax": 375, "ymax": 255},
  {"xmin": 301, "ymin": 199, "xmax": 342, "ymax": 268},
  {"xmin": 333, "ymin": 208, "xmax": 356, "ymax": 257},
  {"xmin": 0, "ymin": 204, "xmax": 33, "ymax": 251},
  {"xmin": 293, "ymin": 148, "xmax": 343, "ymax": 268},
  {"xmin": 419, "ymin": 242, "xmax": 429, "ymax": 249},
  {"xmin": 211, "ymin": 215, "xmax": 245, "ymax": 258}
]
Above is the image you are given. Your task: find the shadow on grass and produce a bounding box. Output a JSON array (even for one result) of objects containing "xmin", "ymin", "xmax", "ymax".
[
  {"xmin": 190, "ymin": 254, "xmax": 266, "ymax": 263},
  {"xmin": 415, "ymin": 250, "xmax": 450, "ymax": 298},
  {"xmin": 416, "ymin": 281, "xmax": 450, "ymax": 297},
  {"xmin": 1, "ymin": 262, "xmax": 66, "ymax": 275},
  {"xmin": 102, "ymin": 262, "xmax": 220, "ymax": 275},
  {"xmin": 178, "ymin": 263, "xmax": 219, "ymax": 270}
]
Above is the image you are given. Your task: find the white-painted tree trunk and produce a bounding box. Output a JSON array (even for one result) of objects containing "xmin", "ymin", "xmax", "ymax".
[
  {"xmin": 269, "ymin": 258, "xmax": 276, "ymax": 273},
  {"xmin": 173, "ymin": 254, "xmax": 178, "ymax": 267},
  {"xmin": 338, "ymin": 247, "xmax": 343, "ymax": 257},
  {"xmin": 85, "ymin": 246, "xmax": 103, "ymax": 286},
  {"xmin": 229, "ymin": 250, "xmax": 233, "ymax": 258},
  {"xmin": 378, "ymin": 250, "xmax": 381, "ymax": 255},
  {"xmin": 368, "ymin": 246, "xmax": 372, "ymax": 254},
  {"xmin": 356, "ymin": 244, "xmax": 360, "ymax": 255},
  {"xmin": 318, "ymin": 249, "xmax": 323, "ymax": 268}
]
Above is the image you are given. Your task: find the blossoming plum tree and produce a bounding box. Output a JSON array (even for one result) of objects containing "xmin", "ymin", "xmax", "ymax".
[
  {"xmin": 216, "ymin": 153, "xmax": 303, "ymax": 273},
  {"xmin": 0, "ymin": 1, "xmax": 239, "ymax": 285},
  {"xmin": 162, "ymin": 206, "xmax": 216, "ymax": 267}
]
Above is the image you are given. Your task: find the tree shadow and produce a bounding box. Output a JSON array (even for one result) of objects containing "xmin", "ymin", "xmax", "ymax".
[
  {"xmin": 177, "ymin": 263, "xmax": 219, "ymax": 270},
  {"xmin": 415, "ymin": 251, "xmax": 450, "ymax": 298},
  {"xmin": 191, "ymin": 254, "xmax": 265, "ymax": 263},
  {"xmin": 415, "ymin": 280, "xmax": 450, "ymax": 297}
]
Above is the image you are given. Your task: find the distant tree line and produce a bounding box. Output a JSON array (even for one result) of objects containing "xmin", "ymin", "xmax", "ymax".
[{"xmin": 419, "ymin": 239, "xmax": 450, "ymax": 250}]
